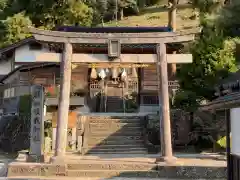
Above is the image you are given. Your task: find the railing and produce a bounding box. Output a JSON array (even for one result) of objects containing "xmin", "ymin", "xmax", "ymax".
[{"xmin": 45, "ymin": 84, "xmax": 87, "ymax": 97}]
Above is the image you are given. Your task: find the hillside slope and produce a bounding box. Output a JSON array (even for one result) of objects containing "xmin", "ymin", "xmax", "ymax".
[{"xmin": 105, "ymin": 5, "xmax": 199, "ymax": 31}]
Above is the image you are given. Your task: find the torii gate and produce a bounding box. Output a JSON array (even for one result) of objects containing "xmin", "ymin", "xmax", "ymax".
[{"xmin": 29, "ymin": 27, "xmax": 194, "ymax": 164}]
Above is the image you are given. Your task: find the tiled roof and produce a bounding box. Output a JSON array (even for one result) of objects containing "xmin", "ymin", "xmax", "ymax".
[
  {"xmin": 56, "ymin": 26, "xmax": 172, "ymax": 33},
  {"xmin": 201, "ymin": 92, "xmax": 240, "ymax": 110}
]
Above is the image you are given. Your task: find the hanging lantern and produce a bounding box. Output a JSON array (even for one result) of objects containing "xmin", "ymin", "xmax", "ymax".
[
  {"xmin": 111, "ymin": 67, "xmax": 118, "ymax": 79},
  {"xmin": 90, "ymin": 68, "xmax": 97, "ymax": 79},
  {"xmin": 132, "ymin": 67, "xmax": 138, "ymax": 78},
  {"xmin": 121, "ymin": 68, "xmax": 127, "ymax": 81},
  {"xmin": 99, "ymin": 69, "xmax": 106, "ymax": 79}
]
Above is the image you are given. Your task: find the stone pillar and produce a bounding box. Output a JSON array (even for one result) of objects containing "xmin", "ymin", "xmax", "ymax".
[
  {"xmin": 156, "ymin": 43, "xmax": 176, "ymax": 163},
  {"xmin": 52, "ymin": 43, "xmax": 72, "ymax": 162},
  {"xmin": 52, "ymin": 128, "xmax": 56, "ymax": 151},
  {"xmin": 71, "ymin": 127, "xmax": 77, "ymax": 151}
]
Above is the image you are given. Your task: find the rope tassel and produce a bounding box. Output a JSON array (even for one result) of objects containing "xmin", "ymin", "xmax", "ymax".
[
  {"xmin": 132, "ymin": 67, "xmax": 138, "ymax": 78},
  {"xmin": 111, "ymin": 67, "xmax": 118, "ymax": 79},
  {"xmin": 90, "ymin": 68, "xmax": 97, "ymax": 79}
]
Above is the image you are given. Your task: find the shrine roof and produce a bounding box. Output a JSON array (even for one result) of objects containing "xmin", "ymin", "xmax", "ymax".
[
  {"xmin": 0, "ymin": 63, "xmax": 57, "ymax": 83},
  {"xmin": 201, "ymin": 92, "xmax": 240, "ymax": 111},
  {"xmin": 55, "ymin": 26, "xmax": 172, "ymax": 33}
]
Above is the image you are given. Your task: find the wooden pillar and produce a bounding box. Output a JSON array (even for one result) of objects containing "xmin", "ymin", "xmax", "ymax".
[
  {"xmin": 168, "ymin": 0, "xmax": 177, "ymax": 80},
  {"xmin": 52, "ymin": 43, "xmax": 72, "ymax": 162},
  {"xmin": 156, "ymin": 43, "xmax": 176, "ymax": 163}
]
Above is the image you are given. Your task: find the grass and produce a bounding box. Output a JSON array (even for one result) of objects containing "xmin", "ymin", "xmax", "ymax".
[{"xmin": 105, "ymin": 4, "xmax": 199, "ymax": 31}]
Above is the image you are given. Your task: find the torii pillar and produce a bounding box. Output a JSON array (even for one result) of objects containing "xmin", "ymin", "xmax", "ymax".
[
  {"xmin": 156, "ymin": 43, "xmax": 177, "ymax": 163},
  {"xmin": 51, "ymin": 43, "xmax": 72, "ymax": 163}
]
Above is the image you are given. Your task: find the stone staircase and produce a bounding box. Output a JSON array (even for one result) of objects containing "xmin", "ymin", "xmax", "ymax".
[
  {"xmin": 106, "ymin": 96, "xmax": 124, "ymax": 112},
  {"xmin": 82, "ymin": 115, "xmax": 148, "ymax": 155},
  {"xmin": 7, "ymin": 114, "xmax": 227, "ymax": 179}
]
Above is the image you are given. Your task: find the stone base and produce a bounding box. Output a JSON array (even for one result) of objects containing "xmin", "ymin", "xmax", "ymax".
[
  {"xmin": 27, "ymin": 154, "xmax": 45, "ymax": 163},
  {"xmin": 15, "ymin": 151, "xmax": 28, "ymax": 162},
  {"xmin": 50, "ymin": 155, "xmax": 68, "ymax": 164},
  {"xmin": 155, "ymin": 156, "xmax": 177, "ymax": 164},
  {"xmin": 7, "ymin": 160, "xmax": 227, "ymax": 179}
]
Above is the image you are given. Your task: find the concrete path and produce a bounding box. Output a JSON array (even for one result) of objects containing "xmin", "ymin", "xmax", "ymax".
[
  {"xmin": 4, "ymin": 178, "xmax": 227, "ymax": 180},
  {"xmin": 0, "ymin": 153, "xmax": 16, "ymax": 177}
]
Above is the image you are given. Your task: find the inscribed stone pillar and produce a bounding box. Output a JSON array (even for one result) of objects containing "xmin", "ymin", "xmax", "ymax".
[
  {"xmin": 52, "ymin": 128, "xmax": 56, "ymax": 151},
  {"xmin": 53, "ymin": 43, "xmax": 72, "ymax": 161},
  {"xmin": 156, "ymin": 43, "xmax": 176, "ymax": 163}
]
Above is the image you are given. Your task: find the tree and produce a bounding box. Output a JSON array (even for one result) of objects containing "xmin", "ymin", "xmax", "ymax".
[
  {"xmin": 217, "ymin": 1, "xmax": 240, "ymax": 37},
  {"xmin": 0, "ymin": 12, "xmax": 32, "ymax": 47},
  {"xmin": 96, "ymin": 0, "xmax": 108, "ymax": 26},
  {"xmin": 0, "ymin": 0, "xmax": 93, "ymax": 28},
  {"xmin": 177, "ymin": 14, "xmax": 238, "ymax": 103},
  {"xmin": 118, "ymin": 0, "xmax": 138, "ymax": 20},
  {"xmin": 0, "ymin": 0, "xmax": 93, "ymax": 47}
]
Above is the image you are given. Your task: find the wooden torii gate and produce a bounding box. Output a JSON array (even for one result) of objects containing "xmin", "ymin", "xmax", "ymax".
[{"xmin": 30, "ymin": 27, "xmax": 194, "ymax": 163}]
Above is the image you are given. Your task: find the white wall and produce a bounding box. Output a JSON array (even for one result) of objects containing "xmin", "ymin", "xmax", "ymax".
[
  {"xmin": 230, "ymin": 108, "xmax": 240, "ymax": 156},
  {"xmin": 15, "ymin": 44, "xmax": 50, "ymax": 63}
]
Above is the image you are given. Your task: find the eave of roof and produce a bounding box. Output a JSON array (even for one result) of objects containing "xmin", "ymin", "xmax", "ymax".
[
  {"xmin": 0, "ymin": 63, "xmax": 58, "ymax": 83},
  {"xmin": 0, "ymin": 26, "xmax": 193, "ymax": 57},
  {"xmin": 0, "ymin": 37, "xmax": 35, "ymax": 55},
  {"xmin": 201, "ymin": 92, "xmax": 240, "ymax": 110},
  {"xmin": 219, "ymin": 70, "xmax": 240, "ymax": 85}
]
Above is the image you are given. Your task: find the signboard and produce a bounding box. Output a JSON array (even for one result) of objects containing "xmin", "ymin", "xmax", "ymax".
[
  {"xmin": 29, "ymin": 85, "xmax": 44, "ymax": 157},
  {"xmin": 231, "ymin": 108, "xmax": 240, "ymax": 155}
]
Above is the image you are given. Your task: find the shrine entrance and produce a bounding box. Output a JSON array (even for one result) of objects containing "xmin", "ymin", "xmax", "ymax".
[
  {"xmin": 89, "ymin": 66, "xmax": 139, "ymax": 113},
  {"xmin": 29, "ymin": 26, "xmax": 194, "ymax": 163}
]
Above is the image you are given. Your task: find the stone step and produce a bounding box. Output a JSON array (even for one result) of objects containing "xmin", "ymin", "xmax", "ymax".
[
  {"xmin": 89, "ymin": 119, "xmax": 144, "ymax": 127},
  {"xmin": 87, "ymin": 139, "xmax": 144, "ymax": 146},
  {"xmin": 88, "ymin": 116, "xmax": 144, "ymax": 123},
  {"xmin": 65, "ymin": 170, "xmax": 157, "ymax": 178},
  {"xmin": 86, "ymin": 144, "xmax": 145, "ymax": 150},
  {"xmin": 88, "ymin": 115, "xmax": 142, "ymax": 119},
  {"xmin": 89, "ymin": 123, "xmax": 143, "ymax": 129},
  {"xmin": 89, "ymin": 125, "xmax": 143, "ymax": 133},
  {"xmin": 87, "ymin": 136, "xmax": 144, "ymax": 144},
  {"xmin": 7, "ymin": 162, "xmax": 227, "ymax": 179},
  {"xmin": 89, "ymin": 131, "xmax": 143, "ymax": 136},
  {"xmin": 63, "ymin": 170, "xmax": 180, "ymax": 178},
  {"xmin": 86, "ymin": 148, "xmax": 147, "ymax": 154},
  {"xmin": 88, "ymin": 116, "xmax": 142, "ymax": 121},
  {"xmin": 67, "ymin": 163, "xmax": 157, "ymax": 171},
  {"xmin": 66, "ymin": 168, "xmax": 226, "ymax": 178}
]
